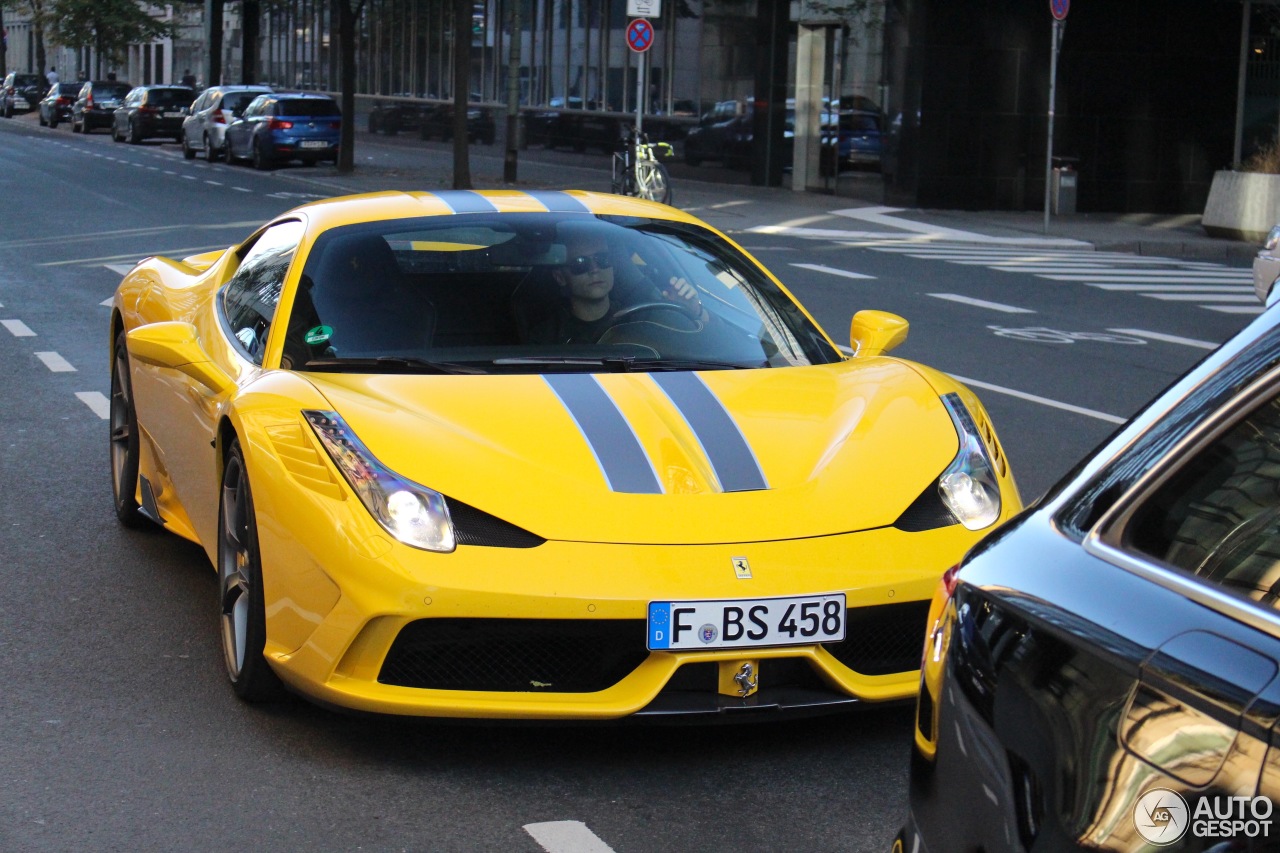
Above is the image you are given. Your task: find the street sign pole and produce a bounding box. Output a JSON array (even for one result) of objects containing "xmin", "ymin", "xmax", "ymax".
[
  {"xmin": 626, "ymin": 15, "xmax": 656, "ymax": 136},
  {"xmin": 1045, "ymin": 0, "xmax": 1068, "ymax": 233},
  {"xmin": 636, "ymin": 50, "xmax": 646, "ymax": 135}
]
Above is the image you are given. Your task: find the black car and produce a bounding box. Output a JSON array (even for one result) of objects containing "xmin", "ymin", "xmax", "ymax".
[
  {"xmin": 417, "ymin": 104, "xmax": 495, "ymax": 144},
  {"xmin": 900, "ymin": 303, "xmax": 1280, "ymax": 851},
  {"xmin": 366, "ymin": 99, "xmax": 423, "ymax": 135},
  {"xmin": 71, "ymin": 80, "xmax": 132, "ymax": 134},
  {"xmin": 2, "ymin": 72, "xmax": 44, "ymax": 118},
  {"xmin": 111, "ymin": 85, "xmax": 195, "ymax": 144},
  {"xmin": 37, "ymin": 82, "xmax": 80, "ymax": 127}
]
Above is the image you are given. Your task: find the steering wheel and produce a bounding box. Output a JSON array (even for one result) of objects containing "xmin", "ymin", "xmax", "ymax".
[{"xmin": 610, "ymin": 301, "xmax": 697, "ymax": 326}]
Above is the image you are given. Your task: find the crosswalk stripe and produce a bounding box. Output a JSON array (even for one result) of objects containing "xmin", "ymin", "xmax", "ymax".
[
  {"xmin": 524, "ymin": 821, "xmax": 615, "ymax": 853},
  {"xmin": 790, "ymin": 263, "xmax": 874, "ymax": 279},
  {"xmin": 1207, "ymin": 305, "xmax": 1267, "ymax": 314},
  {"xmin": 1089, "ymin": 283, "xmax": 1254, "ymax": 292},
  {"xmin": 1146, "ymin": 293, "xmax": 1259, "ymax": 302},
  {"xmin": 75, "ymin": 391, "xmax": 110, "ymax": 419},
  {"xmin": 1109, "ymin": 328, "xmax": 1218, "ymax": 349}
]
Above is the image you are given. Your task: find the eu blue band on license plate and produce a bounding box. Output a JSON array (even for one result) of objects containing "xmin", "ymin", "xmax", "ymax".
[{"xmin": 647, "ymin": 593, "xmax": 846, "ymax": 651}]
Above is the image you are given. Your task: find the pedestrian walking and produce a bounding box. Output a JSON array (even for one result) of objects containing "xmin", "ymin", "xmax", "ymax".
[{"xmin": 46, "ymin": 66, "xmax": 58, "ymax": 85}]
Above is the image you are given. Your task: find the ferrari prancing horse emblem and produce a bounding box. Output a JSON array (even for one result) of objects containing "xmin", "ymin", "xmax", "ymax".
[{"xmin": 732, "ymin": 556, "xmax": 752, "ymax": 579}]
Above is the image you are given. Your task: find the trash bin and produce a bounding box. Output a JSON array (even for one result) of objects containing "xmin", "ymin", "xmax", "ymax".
[{"xmin": 1052, "ymin": 166, "xmax": 1077, "ymax": 215}]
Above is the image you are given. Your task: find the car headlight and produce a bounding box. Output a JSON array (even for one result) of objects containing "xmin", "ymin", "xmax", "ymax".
[
  {"xmin": 937, "ymin": 394, "xmax": 1001, "ymax": 530},
  {"xmin": 304, "ymin": 410, "xmax": 456, "ymax": 552}
]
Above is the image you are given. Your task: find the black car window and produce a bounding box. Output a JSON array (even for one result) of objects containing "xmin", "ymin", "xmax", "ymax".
[
  {"xmin": 223, "ymin": 92, "xmax": 261, "ymax": 114},
  {"xmin": 57, "ymin": 83, "xmax": 79, "ymax": 96},
  {"xmin": 221, "ymin": 220, "xmax": 305, "ymax": 365},
  {"xmin": 96, "ymin": 83, "xmax": 131, "ymax": 100},
  {"xmin": 1125, "ymin": 391, "xmax": 1280, "ymax": 608},
  {"xmin": 145, "ymin": 89, "xmax": 192, "ymax": 108},
  {"xmin": 278, "ymin": 98, "xmax": 340, "ymax": 117}
]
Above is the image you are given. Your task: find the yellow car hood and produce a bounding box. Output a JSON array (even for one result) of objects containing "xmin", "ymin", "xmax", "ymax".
[{"xmin": 304, "ymin": 361, "xmax": 959, "ymax": 544}]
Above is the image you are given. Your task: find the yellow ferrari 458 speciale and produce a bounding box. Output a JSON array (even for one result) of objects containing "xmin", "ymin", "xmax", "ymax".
[{"xmin": 109, "ymin": 189, "xmax": 1021, "ymax": 720}]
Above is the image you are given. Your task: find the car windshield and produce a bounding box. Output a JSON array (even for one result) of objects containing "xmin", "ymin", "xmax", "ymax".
[
  {"xmin": 146, "ymin": 88, "xmax": 192, "ymax": 107},
  {"xmin": 279, "ymin": 98, "xmax": 339, "ymax": 117},
  {"xmin": 57, "ymin": 83, "xmax": 80, "ymax": 95},
  {"xmin": 283, "ymin": 212, "xmax": 841, "ymax": 374}
]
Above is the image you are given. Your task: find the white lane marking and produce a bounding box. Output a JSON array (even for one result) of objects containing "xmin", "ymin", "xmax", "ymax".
[
  {"xmin": 524, "ymin": 821, "xmax": 616, "ymax": 853},
  {"xmin": 182, "ymin": 174, "xmax": 198, "ymax": 180},
  {"xmin": 2, "ymin": 319, "xmax": 36, "ymax": 337},
  {"xmin": 950, "ymin": 374, "xmax": 1127, "ymax": 424},
  {"xmin": 76, "ymin": 392, "xmax": 110, "ymax": 419},
  {"xmin": 204, "ymin": 180, "xmax": 222, "ymax": 186},
  {"xmin": 1090, "ymin": 283, "xmax": 1254, "ymax": 292},
  {"xmin": 833, "ymin": 206, "xmax": 1091, "ymax": 246},
  {"xmin": 1109, "ymin": 328, "xmax": 1218, "ymax": 349},
  {"xmin": 105, "ymin": 263, "xmax": 137, "ymax": 276},
  {"xmin": 1041, "ymin": 273, "xmax": 1250, "ymax": 282},
  {"xmin": 1207, "ymin": 305, "xmax": 1267, "ymax": 315},
  {"xmin": 35, "ymin": 351, "xmax": 76, "ymax": 372},
  {"xmin": 928, "ymin": 293, "xmax": 1035, "ymax": 313},
  {"xmin": 828, "ymin": 353, "xmax": 1126, "ymax": 423},
  {"xmin": 1146, "ymin": 293, "xmax": 1259, "ymax": 302},
  {"xmin": 232, "ymin": 187, "xmax": 253, "ymax": 193},
  {"xmin": 790, "ymin": 262, "xmax": 874, "ymax": 280},
  {"xmin": 100, "ymin": 297, "xmax": 113, "ymax": 307}
]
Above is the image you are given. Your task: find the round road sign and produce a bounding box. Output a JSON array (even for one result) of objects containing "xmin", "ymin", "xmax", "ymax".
[
  {"xmin": 1050, "ymin": 0, "xmax": 1068, "ymax": 20},
  {"xmin": 627, "ymin": 18, "xmax": 654, "ymax": 53}
]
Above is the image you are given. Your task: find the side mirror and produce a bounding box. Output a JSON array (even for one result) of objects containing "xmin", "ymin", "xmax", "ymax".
[
  {"xmin": 849, "ymin": 310, "xmax": 909, "ymax": 358},
  {"xmin": 127, "ymin": 322, "xmax": 232, "ymax": 395}
]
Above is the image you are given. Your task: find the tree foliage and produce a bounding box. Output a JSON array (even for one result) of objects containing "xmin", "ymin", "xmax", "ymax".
[{"xmin": 48, "ymin": 0, "xmax": 176, "ymax": 66}]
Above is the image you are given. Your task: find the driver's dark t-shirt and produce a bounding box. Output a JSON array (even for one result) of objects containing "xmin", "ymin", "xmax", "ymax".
[{"xmin": 528, "ymin": 300, "xmax": 622, "ymax": 345}]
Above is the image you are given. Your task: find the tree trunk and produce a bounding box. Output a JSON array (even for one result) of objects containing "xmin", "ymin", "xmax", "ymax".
[
  {"xmin": 452, "ymin": 0, "xmax": 472, "ymax": 189},
  {"xmin": 241, "ymin": 0, "xmax": 260, "ymax": 85},
  {"xmin": 0, "ymin": 7, "xmax": 7, "ymax": 81},
  {"xmin": 504, "ymin": 0, "xmax": 521, "ymax": 183},
  {"xmin": 207, "ymin": 0, "xmax": 225, "ymax": 87},
  {"xmin": 336, "ymin": 0, "xmax": 362, "ymax": 173}
]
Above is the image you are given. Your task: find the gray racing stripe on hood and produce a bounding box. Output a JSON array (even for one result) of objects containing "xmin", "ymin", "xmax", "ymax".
[
  {"xmin": 544, "ymin": 374, "xmax": 663, "ymax": 494},
  {"xmin": 431, "ymin": 191, "xmax": 500, "ymax": 213},
  {"xmin": 651, "ymin": 372, "xmax": 768, "ymax": 492}
]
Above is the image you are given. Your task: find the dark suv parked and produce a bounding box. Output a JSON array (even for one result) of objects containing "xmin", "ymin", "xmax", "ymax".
[
  {"xmin": 111, "ymin": 85, "xmax": 195, "ymax": 144},
  {"xmin": 2, "ymin": 72, "xmax": 44, "ymax": 118},
  {"xmin": 72, "ymin": 80, "xmax": 133, "ymax": 134}
]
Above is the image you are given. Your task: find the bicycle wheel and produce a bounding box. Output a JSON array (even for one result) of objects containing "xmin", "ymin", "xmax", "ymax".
[{"xmin": 634, "ymin": 161, "xmax": 672, "ymax": 204}]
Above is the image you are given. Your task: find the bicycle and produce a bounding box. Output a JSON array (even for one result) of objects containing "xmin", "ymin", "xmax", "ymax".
[{"xmin": 611, "ymin": 128, "xmax": 674, "ymax": 204}]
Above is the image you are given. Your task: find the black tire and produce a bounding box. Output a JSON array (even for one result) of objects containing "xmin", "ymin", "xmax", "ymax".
[
  {"xmin": 128, "ymin": 119, "xmax": 142, "ymax": 144},
  {"xmin": 218, "ymin": 438, "xmax": 287, "ymax": 702},
  {"xmin": 252, "ymin": 139, "xmax": 272, "ymax": 170},
  {"xmin": 223, "ymin": 138, "xmax": 236, "ymax": 164},
  {"xmin": 38, "ymin": 111, "xmax": 47, "ymax": 127},
  {"xmin": 181, "ymin": 133, "xmax": 196, "ymax": 159},
  {"xmin": 71, "ymin": 115, "xmax": 81, "ymax": 133},
  {"xmin": 635, "ymin": 160, "xmax": 672, "ymax": 205},
  {"xmin": 110, "ymin": 332, "xmax": 151, "ymax": 529},
  {"xmin": 204, "ymin": 133, "xmax": 220, "ymax": 162}
]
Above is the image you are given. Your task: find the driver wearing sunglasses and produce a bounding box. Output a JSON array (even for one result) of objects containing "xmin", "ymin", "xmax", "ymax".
[{"xmin": 531, "ymin": 223, "xmax": 707, "ymax": 345}]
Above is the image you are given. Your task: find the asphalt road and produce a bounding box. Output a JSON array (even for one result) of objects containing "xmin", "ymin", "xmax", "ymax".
[{"xmin": 0, "ymin": 114, "xmax": 1258, "ymax": 852}]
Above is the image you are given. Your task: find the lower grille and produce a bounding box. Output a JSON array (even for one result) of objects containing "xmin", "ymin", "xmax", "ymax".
[
  {"xmin": 823, "ymin": 600, "xmax": 930, "ymax": 676},
  {"xmin": 379, "ymin": 618, "xmax": 649, "ymax": 692}
]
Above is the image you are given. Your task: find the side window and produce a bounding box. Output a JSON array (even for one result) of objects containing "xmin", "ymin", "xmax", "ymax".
[
  {"xmin": 1125, "ymin": 392, "xmax": 1280, "ymax": 608},
  {"xmin": 221, "ymin": 220, "xmax": 305, "ymax": 364}
]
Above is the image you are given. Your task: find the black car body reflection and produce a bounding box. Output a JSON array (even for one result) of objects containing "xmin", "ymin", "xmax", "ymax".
[{"xmin": 899, "ymin": 304, "xmax": 1280, "ymax": 852}]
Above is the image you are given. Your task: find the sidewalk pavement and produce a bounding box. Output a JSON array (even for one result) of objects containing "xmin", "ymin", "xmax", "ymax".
[{"xmin": 277, "ymin": 130, "xmax": 1260, "ymax": 266}]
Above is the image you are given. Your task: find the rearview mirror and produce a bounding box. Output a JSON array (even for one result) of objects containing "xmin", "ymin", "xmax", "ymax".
[{"xmin": 849, "ymin": 310, "xmax": 909, "ymax": 358}]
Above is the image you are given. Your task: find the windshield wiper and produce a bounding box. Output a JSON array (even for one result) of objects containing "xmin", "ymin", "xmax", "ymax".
[
  {"xmin": 494, "ymin": 356, "xmax": 755, "ymax": 372},
  {"xmin": 303, "ymin": 356, "xmax": 484, "ymax": 375}
]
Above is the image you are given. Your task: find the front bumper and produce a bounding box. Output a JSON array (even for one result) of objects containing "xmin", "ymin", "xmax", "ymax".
[{"xmin": 250, "ymin": 468, "xmax": 977, "ymax": 718}]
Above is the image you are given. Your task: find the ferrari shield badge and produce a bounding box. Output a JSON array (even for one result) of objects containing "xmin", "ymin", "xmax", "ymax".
[{"xmin": 732, "ymin": 556, "xmax": 752, "ymax": 579}]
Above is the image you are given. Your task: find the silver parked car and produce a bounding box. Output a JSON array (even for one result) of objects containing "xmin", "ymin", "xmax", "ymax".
[{"xmin": 180, "ymin": 84, "xmax": 272, "ymax": 161}]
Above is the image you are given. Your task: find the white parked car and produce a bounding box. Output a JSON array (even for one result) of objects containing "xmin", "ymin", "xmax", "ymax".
[
  {"xmin": 180, "ymin": 85, "xmax": 273, "ymax": 161},
  {"xmin": 1254, "ymin": 223, "xmax": 1280, "ymax": 304}
]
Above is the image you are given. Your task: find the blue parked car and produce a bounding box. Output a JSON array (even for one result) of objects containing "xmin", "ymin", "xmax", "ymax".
[
  {"xmin": 223, "ymin": 92, "xmax": 341, "ymax": 169},
  {"xmin": 834, "ymin": 110, "xmax": 881, "ymax": 171}
]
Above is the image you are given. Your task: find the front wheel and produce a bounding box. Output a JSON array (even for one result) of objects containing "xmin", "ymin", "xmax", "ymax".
[
  {"xmin": 110, "ymin": 332, "xmax": 151, "ymax": 528},
  {"xmin": 218, "ymin": 438, "xmax": 286, "ymax": 702},
  {"xmin": 634, "ymin": 160, "xmax": 672, "ymax": 205}
]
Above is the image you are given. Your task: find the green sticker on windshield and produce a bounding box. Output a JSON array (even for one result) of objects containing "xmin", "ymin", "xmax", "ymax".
[{"xmin": 304, "ymin": 325, "xmax": 333, "ymax": 345}]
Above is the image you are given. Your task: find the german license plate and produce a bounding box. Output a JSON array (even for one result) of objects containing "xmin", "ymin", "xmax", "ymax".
[
  {"xmin": 300, "ymin": 140, "xmax": 327, "ymax": 149},
  {"xmin": 164, "ymin": 111, "xmax": 184, "ymax": 118},
  {"xmin": 647, "ymin": 593, "xmax": 846, "ymax": 650}
]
